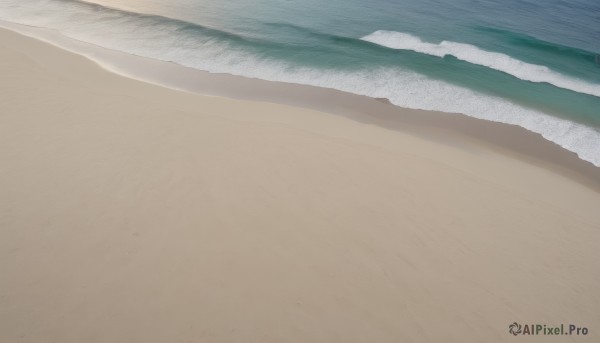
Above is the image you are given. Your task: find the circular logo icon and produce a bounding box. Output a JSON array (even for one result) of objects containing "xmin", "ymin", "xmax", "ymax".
[{"xmin": 509, "ymin": 322, "xmax": 523, "ymax": 336}]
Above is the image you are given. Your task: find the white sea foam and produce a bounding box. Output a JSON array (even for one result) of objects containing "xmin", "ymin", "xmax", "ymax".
[
  {"xmin": 362, "ymin": 30, "xmax": 600, "ymax": 98},
  {"xmin": 1, "ymin": 1, "xmax": 599, "ymax": 166}
]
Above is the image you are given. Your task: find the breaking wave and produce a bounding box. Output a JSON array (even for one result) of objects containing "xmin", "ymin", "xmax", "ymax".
[{"xmin": 362, "ymin": 30, "xmax": 600, "ymax": 98}]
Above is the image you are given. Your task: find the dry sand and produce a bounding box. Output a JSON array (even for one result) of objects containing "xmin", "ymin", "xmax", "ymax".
[{"xmin": 0, "ymin": 28, "xmax": 599, "ymax": 342}]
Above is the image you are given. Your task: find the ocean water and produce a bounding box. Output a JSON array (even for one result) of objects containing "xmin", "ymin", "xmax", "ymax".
[{"xmin": 1, "ymin": 0, "xmax": 599, "ymax": 165}]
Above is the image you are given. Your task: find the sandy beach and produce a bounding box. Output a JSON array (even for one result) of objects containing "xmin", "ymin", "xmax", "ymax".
[{"xmin": 1, "ymin": 26, "xmax": 599, "ymax": 343}]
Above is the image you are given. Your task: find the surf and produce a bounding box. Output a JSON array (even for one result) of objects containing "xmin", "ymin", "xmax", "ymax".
[{"xmin": 361, "ymin": 30, "xmax": 600, "ymax": 98}]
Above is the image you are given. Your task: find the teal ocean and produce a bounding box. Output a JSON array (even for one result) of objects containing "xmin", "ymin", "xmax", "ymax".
[{"xmin": 1, "ymin": 0, "xmax": 599, "ymax": 165}]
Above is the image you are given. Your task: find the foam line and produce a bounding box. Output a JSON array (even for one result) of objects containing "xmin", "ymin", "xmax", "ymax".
[{"xmin": 362, "ymin": 30, "xmax": 600, "ymax": 98}]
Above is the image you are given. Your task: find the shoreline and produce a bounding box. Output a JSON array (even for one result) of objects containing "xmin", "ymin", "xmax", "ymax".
[
  {"xmin": 1, "ymin": 22, "xmax": 600, "ymax": 343},
  {"xmin": 1, "ymin": 20, "xmax": 598, "ymax": 191}
]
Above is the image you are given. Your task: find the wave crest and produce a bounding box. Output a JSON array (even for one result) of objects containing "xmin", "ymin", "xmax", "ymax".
[{"xmin": 361, "ymin": 30, "xmax": 600, "ymax": 98}]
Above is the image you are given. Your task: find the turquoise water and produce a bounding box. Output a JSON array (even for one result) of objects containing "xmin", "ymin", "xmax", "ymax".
[{"xmin": 1, "ymin": 0, "xmax": 599, "ymax": 164}]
